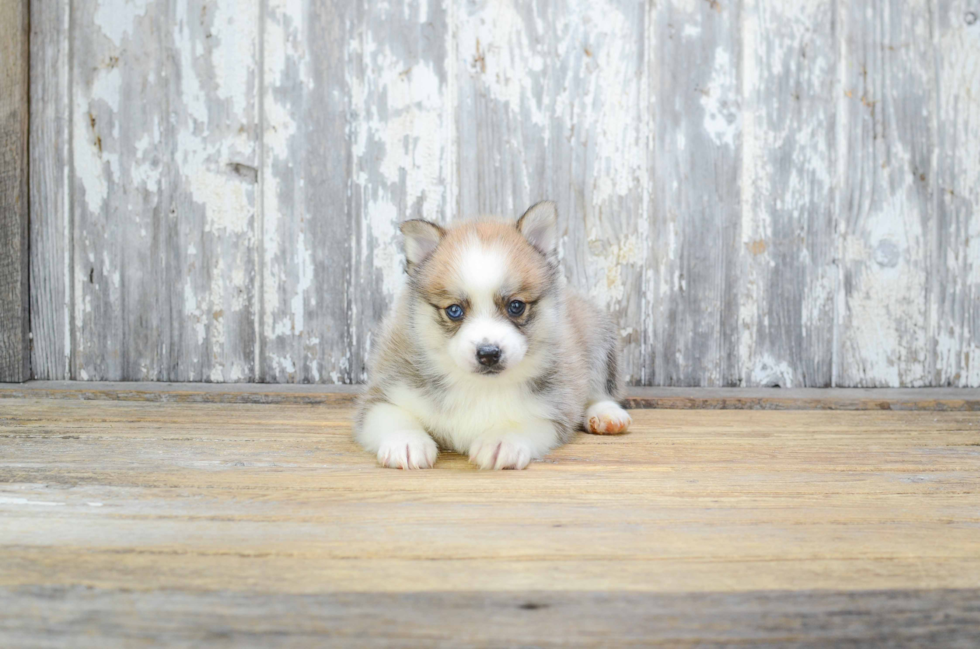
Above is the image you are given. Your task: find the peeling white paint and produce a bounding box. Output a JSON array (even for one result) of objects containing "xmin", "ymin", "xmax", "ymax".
[
  {"xmin": 458, "ymin": 0, "xmax": 548, "ymax": 131},
  {"xmin": 843, "ymin": 190, "xmax": 929, "ymax": 386},
  {"xmin": 587, "ymin": 232, "xmax": 641, "ymax": 308},
  {"xmin": 749, "ymin": 354, "xmax": 796, "ymax": 387},
  {"xmin": 210, "ymin": 1, "xmax": 258, "ymax": 119},
  {"xmin": 349, "ymin": 13, "xmax": 453, "ymax": 308},
  {"xmin": 93, "ymin": 0, "xmax": 151, "ymax": 46},
  {"xmin": 701, "ymin": 47, "xmax": 740, "ymax": 148},
  {"xmin": 53, "ymin": 0, "xmax": 980, "ymax": 387}
]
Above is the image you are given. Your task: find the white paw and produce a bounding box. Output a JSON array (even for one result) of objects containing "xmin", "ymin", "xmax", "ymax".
[
  {"xmin": 585, "ymin": 400, "xmax": 632, "ymax": 435},
  {"xmin": 469, "ymin": 437, "xmax": 534, "ymax": 470},
  {"xmin": 376, "ymin": 430, "xmax": 438, "ymax": 470}
]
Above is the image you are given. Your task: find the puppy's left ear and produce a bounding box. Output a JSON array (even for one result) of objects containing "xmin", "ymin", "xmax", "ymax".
[
  {"xmin": 400, "ymin": 219, "xmax": 445, "ymax": 271},
  {"xmin": 517, "ymin": 201, "xmax": 558, "ymax": 256}
]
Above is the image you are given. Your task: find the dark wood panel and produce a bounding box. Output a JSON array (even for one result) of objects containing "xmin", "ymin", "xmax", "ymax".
[
  {"xmin": 0, "ymin": 0, "xmax": 30, "ymax": 383},
  {"xmin": 1, "ymin": 587, "xmax": 977, "ymax": 648}
]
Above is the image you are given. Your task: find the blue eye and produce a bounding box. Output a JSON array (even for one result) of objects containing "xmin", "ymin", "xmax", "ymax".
[
  {"xmin": 507, "ymin": 300, "xmax": 526, "ymax": 317},
  {"xmin": 445, "ymin": 304, "xmax": 464, "ymax": 321}
]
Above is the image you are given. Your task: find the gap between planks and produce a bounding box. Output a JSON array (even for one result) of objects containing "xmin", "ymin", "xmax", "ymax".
[{"xmin": 0, "ymin": 381, "xmax": 979, "ymax": 410}]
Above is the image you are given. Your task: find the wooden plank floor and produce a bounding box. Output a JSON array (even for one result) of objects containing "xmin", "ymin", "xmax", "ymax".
[{"xmin": 1, "ymin": 392, "xmax": 979, "ymax": 646}]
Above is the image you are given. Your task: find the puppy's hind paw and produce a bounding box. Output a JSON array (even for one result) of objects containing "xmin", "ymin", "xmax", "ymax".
[
  {"xmin": 585, "ymin": 400, "xmax": 632, "ymax": 435},
  {"xmin": 377, "ymin": 430, "xmax": 438, "ymax": 470}
]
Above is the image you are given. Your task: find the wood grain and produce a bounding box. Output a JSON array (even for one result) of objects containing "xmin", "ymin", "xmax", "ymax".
[
  {"xmin": 25, "ymin": 0, "xmax": 980, "ymax": 387},
  {"xmin": 71, "ymin": 0, "xmax": 259, "ymax": 381},
  {"xmin": 738, "ymin": 0, "xmax": 836, "ymax": 387},
  {"xmin": 835, "ymin": 0, "xmax": 936, "ymax": 387},
  {"xmin": 0, "ymin": 398, "xmax": 979, "ymax": 644},
  {"xmin": 259, "ymin": 0, "xmax": 354, "ymax": 383},
  {"xmin": 934, "ymin": 0, "xmax": 980, "ymax": 386},
  {"xmin": 28, "ymin": 0, "xmax": 71, "ymax": 380},
  {"xmin": 647, "ymin": 0, "xmax": 741, "ymax": 386},
  {"xmin": 2, "ymin": 587, "xmax": 978, "ymax": 647},
  {"xmin": 71, "ymin": 0, "xmax": 171, "ymax": 380},
  {"xmin": 167, "ymin": 0, "xmax": 259, "ymax": 382},
  {"xmin": 0, "ymin": 0, "xmax": 30, "ymax": 383}
]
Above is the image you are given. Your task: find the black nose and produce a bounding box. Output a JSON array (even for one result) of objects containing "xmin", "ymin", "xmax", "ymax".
[{"xmin": 476, "ymin": 344, "xmax": 501, "ymax": 367}]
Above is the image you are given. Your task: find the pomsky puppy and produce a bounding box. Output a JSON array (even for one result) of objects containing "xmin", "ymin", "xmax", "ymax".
[{"xmin": 354, "ymin": 201, "xmax": 631, "ymax": 470}]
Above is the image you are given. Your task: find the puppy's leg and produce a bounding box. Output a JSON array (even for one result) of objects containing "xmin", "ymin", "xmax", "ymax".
[
  {"xmin": 468, "ymin": 419, "xmax": 562, "ymax": 470},
  {"xmin": 356, "ymin": 402, "xmax": 438, "ymax": 469},
  {"xmin": 583, "ymin": 316, "xmax": 631, "ymax": 435}
]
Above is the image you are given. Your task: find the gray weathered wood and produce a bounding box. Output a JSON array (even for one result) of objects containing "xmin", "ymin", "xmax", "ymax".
[
  {"xmin": 738, "ymin": 0, "xmax": 836, "ymax": 387},
  {"xmin": 29, "ymin": 0, "xmax": 71, "ymax": 380},
  {"xmin": 167, "ymin": 0, "xmax": 259, "ymax": 382},
  {"xmin": 71, "ymin": 0, "xmax": 258, "ymax": 381},
  {"xmin": 0, "ymin": 0, "xmax": 30, "ymax": 383},
  {"xmin": 934, "ymin": 0, "xmax": 980, "ymax": 386},
  {"xmin": 647, "ymin": 0, "xmax": 741, "ymax": 386},
  {"xmin": 71, "ymin": 0, "xmax": 170, "ymax": 380},
  {"xmin": 259, "ymin": 0, "xmax": 354, "ymax": 383},
  {"xmin": 835, "ymin": 0, "xmax": 936, "ymax": 387},
  {"xmin": 25, "ymin": 0, "xmax": 980, "ymax": 387},
  {"xmin": 2, "ymin": 586, "xmax": 978, "ymax": 648}
]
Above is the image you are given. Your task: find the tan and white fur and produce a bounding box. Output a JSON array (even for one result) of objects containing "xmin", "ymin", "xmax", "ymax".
[{"xmin": 354, "ymin": 202, "xmax": 631, "ymax": 470}]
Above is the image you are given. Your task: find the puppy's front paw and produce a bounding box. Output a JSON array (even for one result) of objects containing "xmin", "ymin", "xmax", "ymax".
[
  {"xmin": 469, "ymin": 437, "xmax": 533, "ymax": 470},
  {"xmin": 377, "ymin": 430, "xmax": 438, "ymax": 470},
  {"xmin": 585, "ymin": 400, "xmax": 632, "ymax": 435}
]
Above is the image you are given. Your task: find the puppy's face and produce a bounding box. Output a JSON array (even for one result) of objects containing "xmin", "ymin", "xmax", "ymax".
[{"xmin": 402, "ymin": 202, "xmax": 559, "ymax": 380}]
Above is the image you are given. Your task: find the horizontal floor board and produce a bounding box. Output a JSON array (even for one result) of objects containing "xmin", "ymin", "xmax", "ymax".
[{"xmin": 2, "ymin": 586, "xmax": 979, "ymax": 648}]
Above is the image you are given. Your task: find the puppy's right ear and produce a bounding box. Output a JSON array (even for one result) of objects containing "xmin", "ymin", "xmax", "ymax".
[
  {"xmin": 517, "ymin": 201, "xmax": 558, "ymax": 256},
  {"xmin": 400, "ymin": 219, "xmax": 445, "ymax": 270}
]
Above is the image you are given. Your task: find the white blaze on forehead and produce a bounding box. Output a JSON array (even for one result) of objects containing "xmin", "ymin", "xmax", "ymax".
[
  {"xmin": 441, "ymin": 238, "xmax": 528, "ymax": 375},
  {"xmin": 456, "ymin": 240, "xmax": 510, "ymax": 306}
]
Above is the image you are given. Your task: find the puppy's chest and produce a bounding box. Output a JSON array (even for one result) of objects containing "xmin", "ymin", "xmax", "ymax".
[{"xmin": 390, "ymin": 382, "xmax": 549, "ymax": 440}]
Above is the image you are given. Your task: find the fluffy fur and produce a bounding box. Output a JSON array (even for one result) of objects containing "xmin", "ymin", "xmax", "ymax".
[{"xmin": 354, "ymin": 201, "xmax": 631, "ymax": 470}]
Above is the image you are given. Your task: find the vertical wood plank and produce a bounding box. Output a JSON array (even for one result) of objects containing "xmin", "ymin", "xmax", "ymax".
[
  {"xmin": 647, "ymin": 0, "xmax": 742, "ymax": 386},
  {"xmin": 934, "ymin": 0, "xmax": 980, "ymax": 386},
  {"xmin": 347, "ymin": 0, "xmax": 455, "ymax": 382},
  {"xmin": 72, "ymin": 0, "xmax": 156, "ymax": 380},
  {"xmin": 0, "ymin": 0, "xmax": 30, "ymax": 382},
  {"xmin": 169, "ymin": 0, "xmax": 259, "ymax": 381},
  {"xmin": 456, "ymin": 0, "xmax": 649, "ymax": 383},
  {"xmin": 456, "ymin": 0, "xmax": 550, "ymax": 220},
  {"xmin": 72, "ymin": 0, "xmax": 258, "ymax": 381},
  {"xmin": 29, "ymin": 0, "xmax": 72, "ymax": 380},
  {"xmin": 835, "ymin": 0, "xmax": 936, "ymax": 386},
  {"xmin": 738, "ymin": 0, "xmax": 836, "ymax": 387},
  {"xmin": 260, "ymin": 0, "xmax": 354, "ymax": 383},
  {"xmin": 71, "ymin": 0, "xmax": 173, "ymax": 380}
]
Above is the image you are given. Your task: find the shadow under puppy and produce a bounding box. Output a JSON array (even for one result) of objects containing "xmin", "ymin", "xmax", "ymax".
[{"xmin": 355, "ymin": 202, "xmax": 631, "ymax": 470}]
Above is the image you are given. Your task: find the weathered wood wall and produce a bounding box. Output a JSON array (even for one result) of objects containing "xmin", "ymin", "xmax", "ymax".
[
  {"xmin": 0, "ymin": 0, "xmax": 30, "ymax": 383},
  {"xmin": 26, "ymin": 0, "xmax": 980, "ymax": 386}
]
